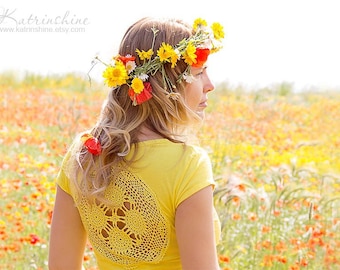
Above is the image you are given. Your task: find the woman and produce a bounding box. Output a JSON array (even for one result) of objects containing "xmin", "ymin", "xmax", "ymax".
[{"xmin": 49, "ymin": 16, "xmax": 224, "ymax": 270}]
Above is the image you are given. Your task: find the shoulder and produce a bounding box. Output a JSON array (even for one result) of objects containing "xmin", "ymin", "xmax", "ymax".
[
  {"xmin": 182, "ymin": 143, "xmax": 211, "ymax": 163},
  {"xmin": 165, "ymin": 140, "xmax": 211, "ymax": 165}
]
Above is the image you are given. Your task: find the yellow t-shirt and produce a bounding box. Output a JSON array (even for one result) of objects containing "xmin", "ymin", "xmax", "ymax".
[{"xmin": 57, "ymin": 139, "xmax": 220, "ymax": 270}]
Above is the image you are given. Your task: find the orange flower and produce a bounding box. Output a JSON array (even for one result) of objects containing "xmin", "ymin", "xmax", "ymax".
[
  {"xmin": 83, "ymin": 255, "xmax": 91, "ymax": 261},
  {"xmin": 277, "ymin": 255, "xmax": 287, "ymax": 264},
  {"xmin": 219, "ymin": 255, "xmax": 230, "ymax": 263},
  {"xmin": 237, "ymin": 184, "xmax": 246, "ymax": 192},
  {"xmin": 273, "ymin": 209, "xmax": 281, "ymax": 216},
  {"xmin": 289, "ymin": 264, "xmax": 300, "ymax": 270},
  {"xmin": 313, "ymin": 213, "xmax": 322, "ymax": 220},
  {"xmin": 232, "ymin": 196, "xmax": 240, "ymax": 205},
  {"xmin": 262, "ymin": 255, "xmax": 274, "ymax": 267},
  {"xmin": 248, "ymin": 212, "xmax": 257, "ymax": 221},
  {"xmin": 275, "ymin": 241, "xmax": 287, "ymax": 252},
  {"xmin": 232, "ymin": 213, "xmax": 241, "ymax": 221},
  {"xmin": 261, "ymin": 240, "xmax": 272, "ymax": 250},
  {"xmin": 262, "ymin": 225, "xmax": 271, "ymax": 233},
  {"xmin": 298, "ymin": 258, "xmax": 308, "ymax": 267}
]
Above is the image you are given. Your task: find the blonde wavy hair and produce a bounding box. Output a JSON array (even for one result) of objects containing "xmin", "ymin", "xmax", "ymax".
[{"xmin": 67, "ymin": 17, "xmax": 202, "ymax": 202}]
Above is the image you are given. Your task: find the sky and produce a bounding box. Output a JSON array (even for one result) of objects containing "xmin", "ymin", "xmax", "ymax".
[{"xmin": 1, "ymin": 0, "xmax": 340, "ymax": 91}]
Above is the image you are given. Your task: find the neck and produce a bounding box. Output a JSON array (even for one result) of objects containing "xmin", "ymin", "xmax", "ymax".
[{"xmin": 137, "ymin": 126, "xmax": 164, "ymax": 142}]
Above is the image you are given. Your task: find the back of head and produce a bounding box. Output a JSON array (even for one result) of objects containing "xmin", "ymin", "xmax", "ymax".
[{"xmin": 98, "ymin": 17, "xmax": 198, "ymax": 153}]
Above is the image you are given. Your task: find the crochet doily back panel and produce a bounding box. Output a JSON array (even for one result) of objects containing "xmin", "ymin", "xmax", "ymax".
[{"xmin": 78, "ymin": 169, "xmax": 169, "ymax": 268}]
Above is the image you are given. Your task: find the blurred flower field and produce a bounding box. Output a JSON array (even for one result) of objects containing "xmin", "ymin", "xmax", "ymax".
[{"xmin": 0, "ymin": 73, "xmax": 339, "ymax": 269}]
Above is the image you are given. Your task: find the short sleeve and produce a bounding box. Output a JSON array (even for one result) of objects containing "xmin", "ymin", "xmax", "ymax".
[
  {"xmin": 55, "ymin": 150, "xmax": 72, "ymax": 195},
  {"xmin": 173, "ymin": 147, "xmax": 215, "ymax": 207}
]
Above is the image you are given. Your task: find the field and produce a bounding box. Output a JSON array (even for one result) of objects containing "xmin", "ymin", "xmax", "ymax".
[{"xmin": 0, "ymin": 73, "xmax": 339, "ymax": 270}]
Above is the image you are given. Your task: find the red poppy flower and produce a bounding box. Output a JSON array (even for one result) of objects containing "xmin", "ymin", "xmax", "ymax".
[
  {"xmin": 117, "ymin": 55, "xmax": 136, "ymax": 65},
  {"xmin": 128, "ymin": 82, "xmax": 153, "ymax": 105},
  {"xmin": 29, "ymin": 234, "xmax": 40, "ymax": 245},
  {"xmin": 81, "ymin": 134, "xmax": 101, "ymax": 155},
  {"xmin": 192, "ymin": 48, "xmax": 210, "ymax": 67}
]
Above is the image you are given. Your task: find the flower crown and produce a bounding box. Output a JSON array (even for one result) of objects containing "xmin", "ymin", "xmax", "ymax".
[{"xmin": 93, "ymin": 18, "xmax": 224, "ymax": 106}]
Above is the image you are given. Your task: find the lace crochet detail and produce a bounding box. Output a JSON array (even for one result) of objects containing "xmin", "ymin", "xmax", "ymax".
[{"xmin": 77, "ymin": 169, "xmax": 169, "ymax": 269}]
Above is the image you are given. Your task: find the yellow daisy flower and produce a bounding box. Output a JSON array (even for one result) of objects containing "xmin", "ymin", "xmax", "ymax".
[
  {"xmin": 102, "ymin": 61, "xmax": 129, "ymax": 88},
  {"xmin": 157, "ymin": 43, "xmax": 175, "ymax": 63},
  {"xmin": 211, "ymin": 22, "xmax": 225, "ymax": 40},
  {"xmin": 182, "ymin": 42, "xmax": 197, "ymax": 66},
  {"xmin": 131, "ymin": 77, "xmax": 144, "ymax": 94},
  {"xmin": 170, "ymin": 52, "xmax": 179, "ymax": 68},
  {"xmin": 136, "ymin": 48, "xmax": 154, "ymax": 61},
  {"xmin": 165, "ymin": 49, "xmax": 179, "ymax": 68},
  {"xmin": 193, "ymin": 18, "xmax": 207, "ymax": 31}
]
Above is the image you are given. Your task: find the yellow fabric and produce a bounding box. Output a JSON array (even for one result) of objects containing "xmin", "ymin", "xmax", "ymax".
[{"xmin": 57, "ymin": 139, "xmax": 220, "ymax": 270}]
